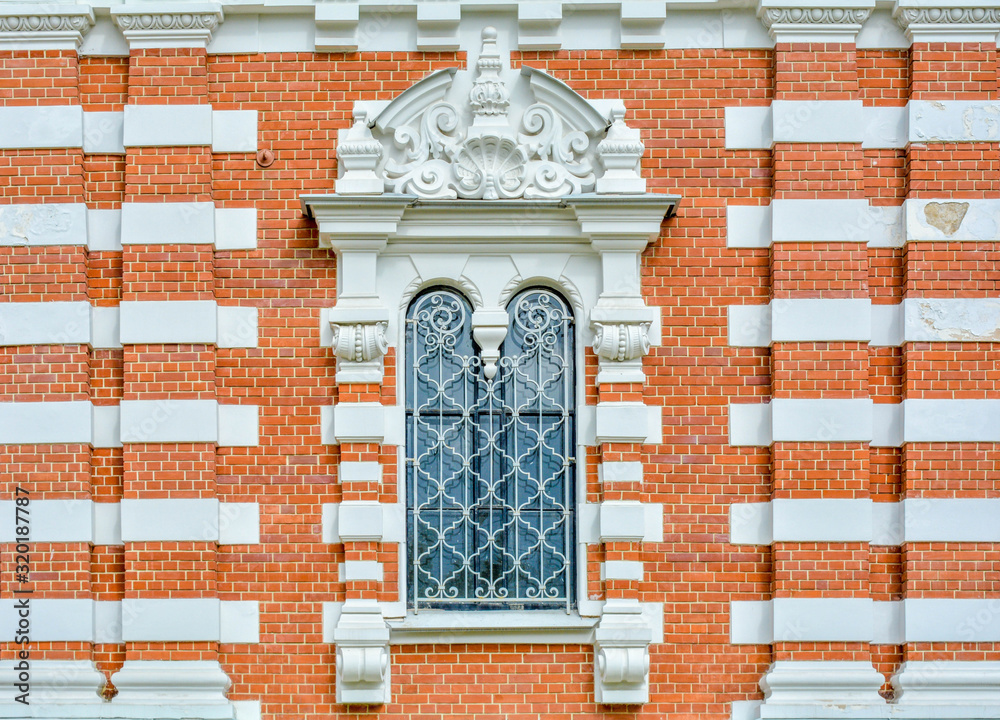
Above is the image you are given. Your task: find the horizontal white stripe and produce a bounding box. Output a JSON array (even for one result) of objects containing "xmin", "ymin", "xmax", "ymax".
[
  {"xmin": 602, "ymin": 560, "xmax": 644, "ymax": 581},
  {"xmin": 726, "ymin": 100, "xmax": 1000, "ymax": 149},
  {"xmin": 0, "ymin": 301, "xmax": 258, "ymax": 348},
  {"xmin": 730, "ymin": 399, "xmax": 1000, "ymax": 447},
  {"xmin": 0, "ymin": 400, "xmax": 258, "ymax": 447},
  {"xmin": 0, "ymin": 203, "xmax": 256, "ymax": 249},
  {"xmin": 0, "ymin": 499, "xmax": 257, "ymax": 545},
  {"xmin": 728, "ymin": 198, "xmax": 1000, "ymax": 247},
  {"xmin": 731, "ymin": 498, "xmax": 1000, "ymax": 545},
  {"xmin": 728, "ymin": 298, "xmax": 1000, "ymax": 347},
  {"xmin": 0, "ymin": 598, "xmax": 258, "ymax": 644},
  {"xmin": 0, "ymin": 106, "xmax": 257, "ymax": 153},
  {"xmin": 0, "ymin": 106, "xmax": 83, "ymax": 149},
  {"xmin": 595, "ymin": 402, "xmax": 662, "ymax": 444},
  {"xmin": 340, "ymin": 560, "xmax": 384, "ymax": 582}
]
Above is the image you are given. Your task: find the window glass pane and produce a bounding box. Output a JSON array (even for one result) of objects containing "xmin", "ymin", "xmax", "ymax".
[{"xmin": 406, "ymin": 287, "xmax": 574, "ymax": 610}]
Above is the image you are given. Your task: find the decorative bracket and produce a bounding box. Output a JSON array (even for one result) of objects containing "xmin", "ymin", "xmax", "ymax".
[
  {"xmin": 471, "ymin": 309, "xmax": 509, "ymax": 380},
  {"xmin": 333, "ymin": 600, "xmax": 391, "ymax": 705},
  {"xmin": 329, "ymin": 305, "xmax": 390, "ymax": 384},
  {"xmin": 594, "ymin": 599, "xmax": 652, "ymax": 704}
]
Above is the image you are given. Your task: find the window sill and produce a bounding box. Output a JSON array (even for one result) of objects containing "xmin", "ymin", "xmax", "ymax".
[{"xmin": 386, "ymin": 610, "xmax": 599, "ymax": 645}]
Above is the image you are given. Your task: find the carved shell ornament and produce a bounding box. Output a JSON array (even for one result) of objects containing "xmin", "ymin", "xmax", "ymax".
[{"xmin": 334, "ymin": 26, "xmax": 647, "ymax": 199}]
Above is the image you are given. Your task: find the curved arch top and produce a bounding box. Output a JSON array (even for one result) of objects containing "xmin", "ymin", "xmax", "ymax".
[{"xmin": 335, "ymin": 26, "xmax": 649, "ymax": 199}]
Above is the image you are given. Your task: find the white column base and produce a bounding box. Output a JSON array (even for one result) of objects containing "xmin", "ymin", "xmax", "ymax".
[
  {"xmin": 0, "ymin": 660, "xmax": 105, "ymax": 717},
  {"xmin": 759, "ymin": 661, "xmax": 885, "ymax": 719},
  {"xmin": 892, "ymin": 661, "xmax": 1000, "ymax": 707},
  {"xmin": 109, "ymin": 661, "xmax": 234, "ymax": 719}
]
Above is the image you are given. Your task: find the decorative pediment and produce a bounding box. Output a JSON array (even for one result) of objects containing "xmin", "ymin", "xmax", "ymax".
[{"xmin": 335, "ymin": 27, "xmax": 646, "ymax": 199}]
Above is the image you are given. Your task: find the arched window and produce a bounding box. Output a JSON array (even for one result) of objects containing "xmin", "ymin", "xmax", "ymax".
[{"xmin": 405, "ymin": 286, "xmax": 575, "ymax": 611}]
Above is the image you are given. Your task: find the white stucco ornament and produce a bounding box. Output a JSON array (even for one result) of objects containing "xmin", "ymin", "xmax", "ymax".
[{"xmin": 334, "ymin": 26, "xmax": 647, "ymax": 199}]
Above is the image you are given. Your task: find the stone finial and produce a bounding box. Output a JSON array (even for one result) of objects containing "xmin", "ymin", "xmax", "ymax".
[
  {"xmin": 335, "ymin": 106, "xmax": 384, "ymax": 195},
  {"xmin": 596, "ymin": 104, "xmax": 646, "ymax": 194}
]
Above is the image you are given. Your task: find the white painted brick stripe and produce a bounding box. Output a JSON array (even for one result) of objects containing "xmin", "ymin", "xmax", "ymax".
[
  {"xmin": 725, "ymin": 100, "xmax": 1000, "ymax": 149},
  {"xmin": 0, "ymin": 203, "xmax": 257, "ymax": 249},
  {"xmin": 0, "ymin": 499, "xmax": 258, "ymax": 545},
  {"xmin": 729, "ymin": 399, "xmax": 1000, "ymax": 447},
  {"xmin": 0, "ymin": 599, "xmax": 259, "ymax": 644},
  {"xmin": 730, "ymin": 498, "xmax": 1000, "ymax": 545},
  {"xmin": 731, "ymin": 598, "xmax": 1000, "ymax": 645},
  {"xmin": 0, "ymin": 400, "xmax": 258, "ymax": 447},
  {"xmin": 728, "ymin": 298, "xmax": 1000, "ymax": 347},
  {"xmin": 0, "ymin": 301, "xmax": 258, "ymax": 348},
  {"xmin": 727, "ymin": 198, "xmax": 1000, "ymax": 248},
  {"xmin": 0, "ymin": 106, "xmax": 257, "ymax": 152}
]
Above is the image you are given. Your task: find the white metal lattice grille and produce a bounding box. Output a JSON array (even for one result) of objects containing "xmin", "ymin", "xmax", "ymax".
[{"xmin": 405, "ymin": 287, "xmax": 575, "ymax": 611}]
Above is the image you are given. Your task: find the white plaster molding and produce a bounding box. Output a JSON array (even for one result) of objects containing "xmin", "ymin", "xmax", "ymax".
[
  {"xmin": 864, "ymin": 105, "xmax": 909, "ymax": 148},
  {"xmin": 0, "ymin": 599, "xmax": 95, "ymax": 643},
  {"xmin": 757, "ymin": 0, "xmax": 875, "ymax": 43},
  {"xmin": 904, "ymin": 198, "xmax": 1000, "ymax": 243},
  {"xmin": 772, "ymin": 398, "xmax": 873, "ymax": 443},
  {"xmin": 620, "ymin": 1, "xmax": 667, "ymax": 48},
  {"xmin": 233, "ymin": 700, "xmax": 263, "ymax": 720},
  {"xmin": 892, "ymin": 661, "xmax": 1000, "ymax": 706},
  {"xmin": 220, "ymin": 600, "xmax": 260, "ymax": 643},
  {"xmin": 904, "ymin": 599, "xmax": 1000, "ymax": 643},
  {"xmin": 334, "ymin": 600, "xmax": 391, "ymax": 704},
  {"xmin": 0, "ymin": 400, "xmax": 93, "ymax": 445},
  {"xmin": 594, "ymin": 599, "xmax": 652, "ymax": 703},
  {"xmin": 315, "ymin": 2, "xmax": 359, "ymax": 52},
  {"xmin": 771, "ymin": 100, "xmax": 865, "ymax": 143},
  {"xmin": 333, "ymin": 502, "xmax": 385, "ymax": 543},
  {"xmin": 330, "ymin": 402, "xmax": 386, "ymax": 444},
  {"xmin": 120, "ymin": 300, "xmax": 217, "ymax": 344},
  {"xmin": 215, "ymin": 206, "xmax": 259, "ymax": 250},
  {"xmin": 121, "ymin": 499, "xmax": 259, "ymax": 544},
  {"xmin": 0, "ymin": 4, "xmax": 94, "ymax": 50},
  {"xmin": 772, "ymin": 498, "xmax": 872, "ymax": 542},
  {"xmin": 903, "ymin": 398, "xmax": 1000, "ymax": 443},
  {"xmin": 0, "ymin": 202, "xmax": 88, "ymax": 247},
  {"xmin": 771, "ymin": 299, "xmax": 871, "ymax": 343},
  {"xmin": 0, "ymin": 301, "xmax": 90, "ymax": 347},
  {"xmin": 416, "ymin": 1, "xmax": 461, "ymax": 51},
  {"xmin": 732, "ymin": 599, "xmax": 1000, "ymax": 645},
  {"xmin": 909, "ymin": 100, "xmax": 1000, "ymax": 143},
  {"xmin": 87, "ymin": 207, "xmax": 123, "ymax": 252},
  {"xmin": 0, "ymin": 106, "xmax": 84, "ymax": 149},
  {"xmin": 772, "ymin": 199, "xmax": 874, "ymax": 243},
  {"xmin": 0, "ymin": 660, "xmax": 104, "ymax": 714},
  {"xmin": 341, "ymin": 560, "xmax": 385, "ymax": 582},
  {"xmin": 120, "ymin": 599, "xmax": 219, "ymax": 642},
  {"xmin": 333, "ymin": 28, "xmax": 652, "ymax": 201},
  {"xmin": 594, "ymin": 402, "xmax": 662, "ymax": 444},
  {"xmin": 518, "ymin": 2, "xmax": 562, "ymax": 50},
  {"xmin": 759, "ymin": 661, "xmax": 884, "ymax": 709},
  {"xmin": 725, "ymin": 105, "xmax": 773, "ymax": 150},
  {"xmin": 732, "ymin": 399, "xmax": 1000, "ymax": 447},
  {"xmin": 121, "ymin": 201, "xmax": 215, "ymax": 245},
  {"xmin": 731, "ymin": 497, "xmax": 1000, "ymax": 546},
  {"xmin": 212, "ymin": 110, "xmax": 258, "ymax": 153},
  {"xmin": 94, "ymin": 501, "xmax": 123, "ymax": 546},
  {"xmin": 112, "ymin": 3, "xmax": 225, "ymax": 49},
  {"xmin": 110, "ymin": 660, "xmax": 234, "ymax": 719},
  {"xmin": 731, "ymin": 298, "xmax": 1000, "ymax": 347},
  {"xmin": 598, "ymin": 461, "xmax": 643, "ymax": 485},
  {"xmin": 84, "ymin": 110, "xmax": 125, "ymax": 154},
  {"xmin": 0, "ymin": 499, "xmax": 92, "ymax": 543},
  {"xmin": 729, "ymin": 402, "xmax": 773, "ymax": 447},
  {"xmin": 894, "ymin": 1, "xmax": 1000, "ymax": 43},
  {"xmin": 119, "ymin": 399, "xmax": 259, "ymax": 446},
  {"xmin": 602, "ymin": 560, "xmax": 644, "ymax": 581},
  {"xmin": 726, "ymin": 204, "xmax": 772, "ymax": 248},
  {"xmin": 123, "ymin": 104, "xmax": 214, "ymax": 147},
  {"xmin": 579, "ymin": 502, "xmax": 663, "ymax": 544},
  {"xmin": 732, "ymin": 700, "xmax": 764, "ymax": 720}
]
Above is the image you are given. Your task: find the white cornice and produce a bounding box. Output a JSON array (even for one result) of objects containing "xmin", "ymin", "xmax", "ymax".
[
  {"xmin": 757, "ymin": 0, "xmax": 875, "ymax": 42},
  {"xmin": 894, "ymin": 0, "xmax": 1000, "ymax": 43},
  {"xmin": 111, "ymin": 2, "xmax": 224, "ymax": 48},
  {"xmin": 0, "ymin": 3, "xmax": 94, "ymax": 50}
]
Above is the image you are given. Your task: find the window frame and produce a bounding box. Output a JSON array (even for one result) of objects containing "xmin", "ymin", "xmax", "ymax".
[{"xmin": 395, "ymin": 277, "xmax": 590, "ymax": 628}]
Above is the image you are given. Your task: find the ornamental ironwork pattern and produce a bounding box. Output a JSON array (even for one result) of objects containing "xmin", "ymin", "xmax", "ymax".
[{"xmin": 405, "ymin": 288, "xmax": 575, "ymax": 610}]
